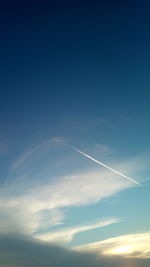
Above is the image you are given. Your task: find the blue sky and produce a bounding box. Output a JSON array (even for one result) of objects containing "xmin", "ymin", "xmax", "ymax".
[{"xmin": 0, "ymin": 1, "xmax": 150, "ymax": 266}]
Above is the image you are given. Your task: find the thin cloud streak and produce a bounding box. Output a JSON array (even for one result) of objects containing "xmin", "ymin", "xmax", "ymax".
[
  {"xmin": 73, "ymin": 147, "xmax": 141, "ymax": 186},
  {"xmin": 10, "ymin": 137, "xmax": 64, "ymax": 170},
  {"xmin": 11, "ymin": 143, "xmax": 45, "ymax": 170},
  {"xmin": 35, "ymin": 218, "xmax": 119, "ymax": 243}
]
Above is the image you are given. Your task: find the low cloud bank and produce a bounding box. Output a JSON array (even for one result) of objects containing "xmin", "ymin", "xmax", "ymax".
[{"xmin": 0, "ymin": 235, "xmax": 150, "ymax": 267}]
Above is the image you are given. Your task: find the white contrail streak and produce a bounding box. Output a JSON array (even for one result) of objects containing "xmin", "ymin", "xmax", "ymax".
[{"xmin": 73, "ymin": 147, "xmax": 141, "ymax": 186}]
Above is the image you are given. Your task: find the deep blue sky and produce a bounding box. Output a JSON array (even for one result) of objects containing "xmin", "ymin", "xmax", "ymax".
[{"xmin": 1, "ymin": 1, "xmax": 150, "ymax": 152}]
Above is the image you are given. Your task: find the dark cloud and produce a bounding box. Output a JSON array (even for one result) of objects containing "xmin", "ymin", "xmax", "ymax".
[{"xmin": 0, "ymin": 235, "xmax": 150, "ymax": 267}]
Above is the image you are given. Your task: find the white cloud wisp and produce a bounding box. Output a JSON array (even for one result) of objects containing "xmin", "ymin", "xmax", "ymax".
[{"xmin": 35, "ymin": 218, "xmax": 119, "ymax": 243}]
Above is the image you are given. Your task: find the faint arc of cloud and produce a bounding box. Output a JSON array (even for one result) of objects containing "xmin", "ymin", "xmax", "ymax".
[
  {"xmin": 11, "ymin": 143, "xmax": 45, "ymax": 170},
  {"xmin": 11, "ymin": 137, "xmax": 65, "ymax": 170},
  {"xmin": 73, "ymin": 147, "xmax": 141, "ymax": 186}
]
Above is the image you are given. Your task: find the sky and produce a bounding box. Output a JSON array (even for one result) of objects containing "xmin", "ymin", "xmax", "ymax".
[{"xmin": 0, "ymin": 0, "xmax": 150, "ymax": 266}]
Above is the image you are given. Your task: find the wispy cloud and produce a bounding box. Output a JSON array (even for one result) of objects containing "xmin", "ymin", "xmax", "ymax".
[
  {"xmin": 10, "ymin": 137, "xmax": 65, "ymax": 170},
  {"xmin": 93, "ymin": 143, "xmax": 113, "ymax": 155},
  {"xmin": 35, "ymin": 218, "xmax": 119, "ymax": 243},
  {"xmin": 11, "ymin": 142, "xmax": 45, "ymax": 170},
  {"xmin": 50, "ymin": 136, "xmax": 65, "ymax": 144},
  {"xmin": 0, "ymin": 165, "xmax": 132, "ymax": 235},
  {"xmin": 0, "ymin": 166, "xmax": 132, "ymax": 236},
  {"xmin": 76, "ymin": 232, "xmax": 150, "ymax": 258}
]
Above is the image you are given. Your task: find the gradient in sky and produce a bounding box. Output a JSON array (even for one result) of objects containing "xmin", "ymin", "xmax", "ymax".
[{"xmin": 0, "ymin": 1, "xmax": 150, "ymax": 266}]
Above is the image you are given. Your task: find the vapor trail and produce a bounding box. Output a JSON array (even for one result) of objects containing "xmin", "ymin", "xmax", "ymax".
[{"xmin": 73, "ymin": 147, "xmax": 141, "ymax": 186}]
